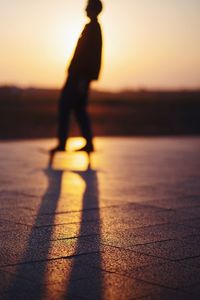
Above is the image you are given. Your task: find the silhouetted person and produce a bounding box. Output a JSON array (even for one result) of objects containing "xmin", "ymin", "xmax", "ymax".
[{"xmin": 51, "ymin": 0, "xmax": 103, "ymax": 154}]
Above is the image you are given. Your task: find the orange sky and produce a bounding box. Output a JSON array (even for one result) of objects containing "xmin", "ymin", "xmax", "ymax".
[{"xmin": 0, "ymin": 0, "xmax": 200, "ymax": 91}]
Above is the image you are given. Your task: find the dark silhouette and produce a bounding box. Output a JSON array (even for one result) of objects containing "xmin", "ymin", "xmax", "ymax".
[{"xmin": 51, "ymin": 0, "xmax": 103, "ymax": 154}]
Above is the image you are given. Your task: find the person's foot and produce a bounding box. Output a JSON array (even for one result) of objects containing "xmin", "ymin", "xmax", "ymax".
[
  {"xmin": 49, "ymin": 144, "xmax": 66, "ymax": 155},
  {"xmin": 75, "ymin": 144, "xmax": 94, "ymax": 153}
]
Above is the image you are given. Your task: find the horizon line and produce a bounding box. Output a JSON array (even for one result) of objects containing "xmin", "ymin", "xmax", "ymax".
[{"xmin": 1, "ymin": 84, "xmax": 200, "ymax": 94}]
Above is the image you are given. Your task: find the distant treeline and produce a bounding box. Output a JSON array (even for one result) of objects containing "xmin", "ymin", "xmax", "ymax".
[{"xmin": 0, "ymin": 86, "xmax": 200, "ymax": 139}]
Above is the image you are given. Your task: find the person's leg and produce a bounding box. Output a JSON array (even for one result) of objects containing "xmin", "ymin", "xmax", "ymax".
[
  {"xmin": 74, "ymin": 105, "xmax": 94, "ymax": 152},
  {"xmin": 73, "ymin": 80, "xmax": 94, "ymax": 152},
  {"xmin": 57, "ymin": 97, "xmax": 71, "ymax": 149},
  {"xmin": 50, "ymin": 78, "xmax": 73, "ymax": 153}
]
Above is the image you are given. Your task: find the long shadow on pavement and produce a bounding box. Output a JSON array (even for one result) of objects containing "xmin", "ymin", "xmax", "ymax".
[
  {"xmin": 65, "ymin": 162, "xmax": 103, "ymax": 299},
  {"xmin": 5, "ymin": 157, "xmax": 63, "ymax": 299},
  {"xmin": 5, "ymin": 154, "xmax": 103, "ymax": 300}
]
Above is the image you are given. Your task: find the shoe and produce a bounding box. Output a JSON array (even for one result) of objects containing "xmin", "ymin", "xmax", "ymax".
[{"xmin": 75, "ymin": 144, "xmax": 94, "ymax": 153}]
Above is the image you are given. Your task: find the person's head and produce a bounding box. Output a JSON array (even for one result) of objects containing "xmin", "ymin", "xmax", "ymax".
[{"xmin": 86, "ymin": 0, "xmax": 103, "ymax": 19}]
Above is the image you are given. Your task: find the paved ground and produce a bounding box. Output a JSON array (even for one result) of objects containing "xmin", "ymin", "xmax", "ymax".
[{"xmin": 0, "ymin": 137, "xmax": 200, "ymax": 300}]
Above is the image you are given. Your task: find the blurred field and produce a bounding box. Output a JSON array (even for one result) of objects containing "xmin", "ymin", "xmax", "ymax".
[{"xmin": 0, "ymin": 87, "xmax": 200, "ymax": 139}]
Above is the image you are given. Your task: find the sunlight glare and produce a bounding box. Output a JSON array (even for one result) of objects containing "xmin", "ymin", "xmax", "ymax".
[{"xmin": 67, "ymin": 137, "xmax": 86, "ymax": 152}]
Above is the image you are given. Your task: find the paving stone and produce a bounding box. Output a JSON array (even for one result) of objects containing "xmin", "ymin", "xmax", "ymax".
[
  {"xmin": 101, "ymin": 207, "xmax": 175, "ymax": 230},
  {"xmin": 72, "ymin": 246, "xmax": 166, "ymax": 275},
  {"xmin": 176, "ymin": 218, "xmax": 200, "ymax": 229},
  {"xmin": 174, "ymin": 206, "xmax": 200, "ymax": 221},
  {"xmin": 0, "ymin": 269, "xmax": 43, "ymax": 299},
  {"xmin": 141, "ymin": 196, "xmax": 200, "ymax": 210},
  {"xmin": 135, "ymin": 289, "xmax": 191, "ymax": 300},
  {"xmin": 98, "ymin": 223, "xmax": 199, "ymax": 249},
  {"xmin": 179, "ymin": 256, "xmax": 200, "ymax": 269},
  {"xmin": 33, "ymin": 222, "xmax": 100, "ymax": 240},
  {"xmin": 1, "ymin": 257, "xmax": 102, "ymax": 288},
  {"xmin": 183, "ymin": 284, "xmax": 200, "ymax": 298},
  {"xmin": 131, "ymin": 235, "xmax": 200, "ymax": 260},
  {"xmin": 57, "ymin": 272, "xmax": 170, "ymax": 300},
  {"xmin": 0, "ymin": 220, "xmax": 29, "ymax": 233},
  {"xmin": 0, "ymin": 237, "xmax": 103, "ymax": 267},
  {"xmin": 129, "ymin": 261, "xmax": 200, "ymax": 289}
]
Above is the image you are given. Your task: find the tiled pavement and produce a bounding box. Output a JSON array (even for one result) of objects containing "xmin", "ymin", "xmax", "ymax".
[{"xmin": 0, "ymin": 137, "xmax": 200, "ymax": 300}]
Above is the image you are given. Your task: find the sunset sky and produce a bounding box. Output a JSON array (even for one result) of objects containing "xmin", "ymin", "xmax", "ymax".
[{"xmin": 0, "ymin": 0, "xmax": 200, "ymax": 91}]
